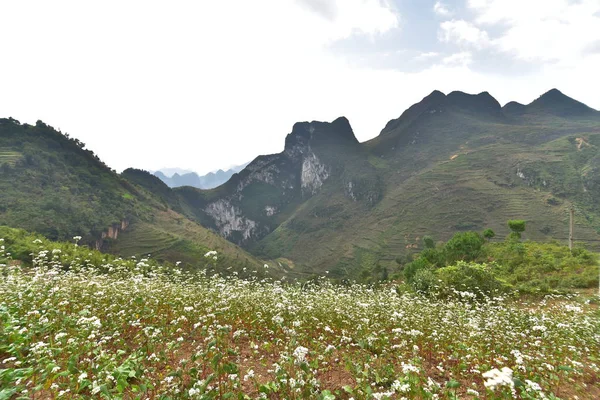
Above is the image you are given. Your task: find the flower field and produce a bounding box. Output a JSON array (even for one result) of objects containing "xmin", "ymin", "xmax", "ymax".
[{"xmin": 1, "ymin": 246, "xmax": 599, "ymax": 399}]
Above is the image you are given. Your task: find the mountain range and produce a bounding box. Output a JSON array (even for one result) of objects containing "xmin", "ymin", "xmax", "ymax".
[
  {"xmin": 153, "ymin": 163, "xmax": 249, "ymax": 189},
  {"xmin": 1, "ymin": 88, "xmax": 599, "ymax": 279}
]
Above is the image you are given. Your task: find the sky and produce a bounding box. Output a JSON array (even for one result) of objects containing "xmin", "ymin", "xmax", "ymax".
[{"xmin": 1, "ymin": 0, "xmax": 600, "ymax": 174}]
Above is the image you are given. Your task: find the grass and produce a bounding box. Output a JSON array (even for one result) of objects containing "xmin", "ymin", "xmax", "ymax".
[
  {"xmin": 253, "ymin": 111, "xmax": 600, "ymax": 278},
  {"xmin": 0, "ymin": 150, "xmax": 22, "ymax": 166},
  {"xmin": 1, "ymin": 239, "xmax": 599, "ymax": 399}
]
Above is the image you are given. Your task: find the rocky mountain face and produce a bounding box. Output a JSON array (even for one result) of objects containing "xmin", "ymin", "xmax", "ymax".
[
  {"xmin": 123, "ymin": 89, "xmax": 600, "ymax": 278},
  {"xmin": 166, "ymin": 117, "xmax": 381, "ymax": 246},
  {"xmin": 162, "ymin": 89, "xmax": 599, "ymax": 278},
  {"xmin": 9, "ymin": 88, "xmax": 598, "ymax": 280}
]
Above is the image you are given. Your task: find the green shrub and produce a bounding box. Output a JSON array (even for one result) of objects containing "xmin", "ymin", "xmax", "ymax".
[{"xmin": 443, "ymin": 231, "xmax": 485, "ymax": 263}]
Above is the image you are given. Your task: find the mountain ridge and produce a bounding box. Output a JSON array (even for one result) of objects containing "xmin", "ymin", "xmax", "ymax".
[{"xmin": 3, "ymin": 88, "xmax": 600, "ymax": 280}]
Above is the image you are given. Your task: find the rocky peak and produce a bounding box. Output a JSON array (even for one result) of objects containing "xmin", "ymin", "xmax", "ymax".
[
  {"xmin": 446, "ymin": 91, "xmax": 502, "ymax": 114},
  {"xmin": 528, "ymin": 88, "xmax": 597, "ymax": 117},
  {"xmin": 502, "ymin": 101, "xmax": 526, "ymax": 116},
  {"xmin": 284, "ymin": 117, "xmax": 359, "ymax": 154},
  {"xmin": 380, "ymin": 89, "xmax": 503, "ymax": 136}
]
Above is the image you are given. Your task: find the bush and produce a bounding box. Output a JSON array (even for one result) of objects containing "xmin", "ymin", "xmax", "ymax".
[
  {"xmin": 435, "ymin": 262, "xmax": 511, "ymax": 298},
  {"xmin": 443, "ymin": 232, "xmax": 485, "ymax": 263},
  {"xmin": 410, "ymin": 262, "xmax": 512, "ymax": 299}
]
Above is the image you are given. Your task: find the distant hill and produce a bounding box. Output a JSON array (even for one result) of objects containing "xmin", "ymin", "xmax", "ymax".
[
  {"xmin": 127, "ymin": 89, "xmax": 600, "ymax": 279},
  {"xmin": 0, "ymin": 118, "xmax": 264, "ymax": 271},
  {"xmin": 153, "ymin": 163, "xmax": 249, "ymax": 189}
]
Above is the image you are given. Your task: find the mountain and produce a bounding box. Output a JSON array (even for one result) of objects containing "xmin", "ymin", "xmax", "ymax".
[
  {"xmin": 4, "ymin": 88, "xmax": 600, "ymax": 281},
  {"xmin": 153, "ymin": 167, "xmax": 194, "ymax": 177},
  {"xmin": 129, "ymin": 89, "xmax": 600, "ymax": 279},
  {"xmin": 153, "ymin": 163, "xmax": 250, "ymax": 189},
  {"xmin": 0, "ymin": 118, "xmax": 264, "ymax": 272}
]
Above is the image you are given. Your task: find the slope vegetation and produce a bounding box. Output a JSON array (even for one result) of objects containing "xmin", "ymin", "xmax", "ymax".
[
  {"xmin": 0, "ymin": 118, "xmax": 263, "ymax": 270},
  {"xmin": 150, "ymin": 89, "xmax": 600, "ymax": 278}
]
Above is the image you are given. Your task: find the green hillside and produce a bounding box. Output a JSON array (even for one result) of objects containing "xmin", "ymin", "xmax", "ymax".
[
  {"xmin": 3, "ymin": 89, "xmax": 599, "ymax": 279},
  {"xmin": 0, "ymin": 118, "xmax": 263, "ymax": 270},
  {"xmin": 152, "ymin": 89, "xmax": 600, "ymax": 279}
]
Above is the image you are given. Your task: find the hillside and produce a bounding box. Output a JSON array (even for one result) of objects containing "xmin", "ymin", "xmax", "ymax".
[
  {"xmin": 3, "ymin": 89, "xmax": 600, "ymax": 279},
  {"xmin": 142, "ymin": 89, "xmax": 600, "ymax": 279},
  {"xmin": 0, "ymin": 119, "xmax": 263, "ymax": 271}
]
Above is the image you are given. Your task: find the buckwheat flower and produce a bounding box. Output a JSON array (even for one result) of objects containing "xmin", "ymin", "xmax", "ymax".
[
  {"xmin": 189, "ymin": 387, "xmax": 200, "ymax": 396},
  {"xmin": 466, "ymin": 388, "xmax": 479, "ymax": 396},
  {"xmin": 293, "ymin": 346, "xmax": 309, "ymax": 363},
  {"xmin": 244, "ymin": 369, "xmax": 255, "ymax": 381},
  {"xmin": 91, "ymin": 381, "xmax": 101, "ymax": 395},
  {"xmin": 482, "ymin": 367, "xmax": 513, "ymax": 390},
  {"xmin": 392, "ymin": 380, "xmax": 410, "ymax": 393},
  {"xmin": 525, "ymin": 380, "xmax": 543, "ymax": 392},
  {"xmin": 78, "ymin": 372, "xmax": 88, "ymax": 382},
  {"xmin": 401, "ymin": 363, "xmax": 419, "ymax": 374}
]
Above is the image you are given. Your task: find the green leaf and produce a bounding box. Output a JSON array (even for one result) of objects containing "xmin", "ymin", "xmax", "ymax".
[
  {"xmin": 0, "ymin": 388, "xmax": 17, "ymax": 400},
  {"xmin": 446, "ymin": 379, "xmax": 461, "ymax": 389}
]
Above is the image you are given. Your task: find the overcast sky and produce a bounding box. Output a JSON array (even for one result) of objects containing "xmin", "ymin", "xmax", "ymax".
[{"xmin": 2, "ymin": 0, "xmax": 600, "ymax": 174}]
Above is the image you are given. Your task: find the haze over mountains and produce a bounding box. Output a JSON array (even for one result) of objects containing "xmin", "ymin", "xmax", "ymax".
[
  {"xmin": 153, "ymin": 163, "xmax": 249, "ymax": 189},
  {"xmin": 2, "ymin": 88, "xmax": 600, "ymax": 279}
]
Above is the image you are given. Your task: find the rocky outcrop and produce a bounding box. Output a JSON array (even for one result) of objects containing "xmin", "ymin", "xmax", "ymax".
[
  {"xmin": 197, "ymin": 118, "xmax": 359, "ymax": 244},
  {"xmin": 95, "ymin": 219, "xmax": 129, "ymax": 250},
  {"xmin": 301, "ymin": 152, "xmax": 329, "ymax": 195},
  {"xmin": 204, "ymin": 199, "xmax": 257, "ymax": 241}
]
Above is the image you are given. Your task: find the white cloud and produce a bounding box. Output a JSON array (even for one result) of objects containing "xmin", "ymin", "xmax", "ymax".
[
  {"xmin": 297, "ymin": 0, "xmax": 400, "ymax": 40},
  {"xmin": 439, "ymin": 19, "xmax": 490, "ymax": 49},
  {"xmin": 0, "ymin": 0, "xmax": 400, "ymax": 173},
  {"xmin": 0, "ymin": 0, "xmax": 598, "ymax": 175},
  {"xmin": 415, "ymin": 51, "xmax": 441, "ymax": 61},
  {"xmin": 466, "ymin": 0, "xmax": 600, "ymax": 65},
  {"xmin": 442, "ymin": 51, "xmax": 473, "ymax": 67},
  {"xmin": 433, "ymin": 1, "xmax": 452, "ymax": 16}
]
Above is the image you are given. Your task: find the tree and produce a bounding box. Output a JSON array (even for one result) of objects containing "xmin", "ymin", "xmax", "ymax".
[
  {"xmin": 508, "ymin": 220, "xmax": 526, "ymax": 239},
  {"xmin": 483, "ymin": 228, "xmax": 496, "ymax": 241},
  {"xmin": 423, "ymin": 235, "xmax": 435, "ymax": 249},
  {"xmin": 444, "ymin": 232, "xmax": 485, "ymax": 263}
]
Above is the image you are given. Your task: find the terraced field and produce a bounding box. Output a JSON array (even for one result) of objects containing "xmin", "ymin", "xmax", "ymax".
[{"xmin": 0, "ymin": 150, "xmax": 21, "ymax": 166}]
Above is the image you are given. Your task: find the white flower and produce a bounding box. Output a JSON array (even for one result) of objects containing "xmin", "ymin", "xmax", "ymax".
[
  {"xmin": 392, "ymin": 380, "xmax": 410, "ymax": 393},
  {"xmin": 293, "ymin": 346, "xmax": 309, "ymax": 363},
  {"xmin": 482, "ymin": 367, "xmax": 513, "ymax": 390},
  {"xmin": 244, "ymin": 369, "xmax": 255, "ymax": 381},
  {"xmin": 204, "ymin": 250, "xmax": 217, "ymax": 258},
  {"xmin": 78, "ymin": 372, "xmax": 88, "ymax": 382}
]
